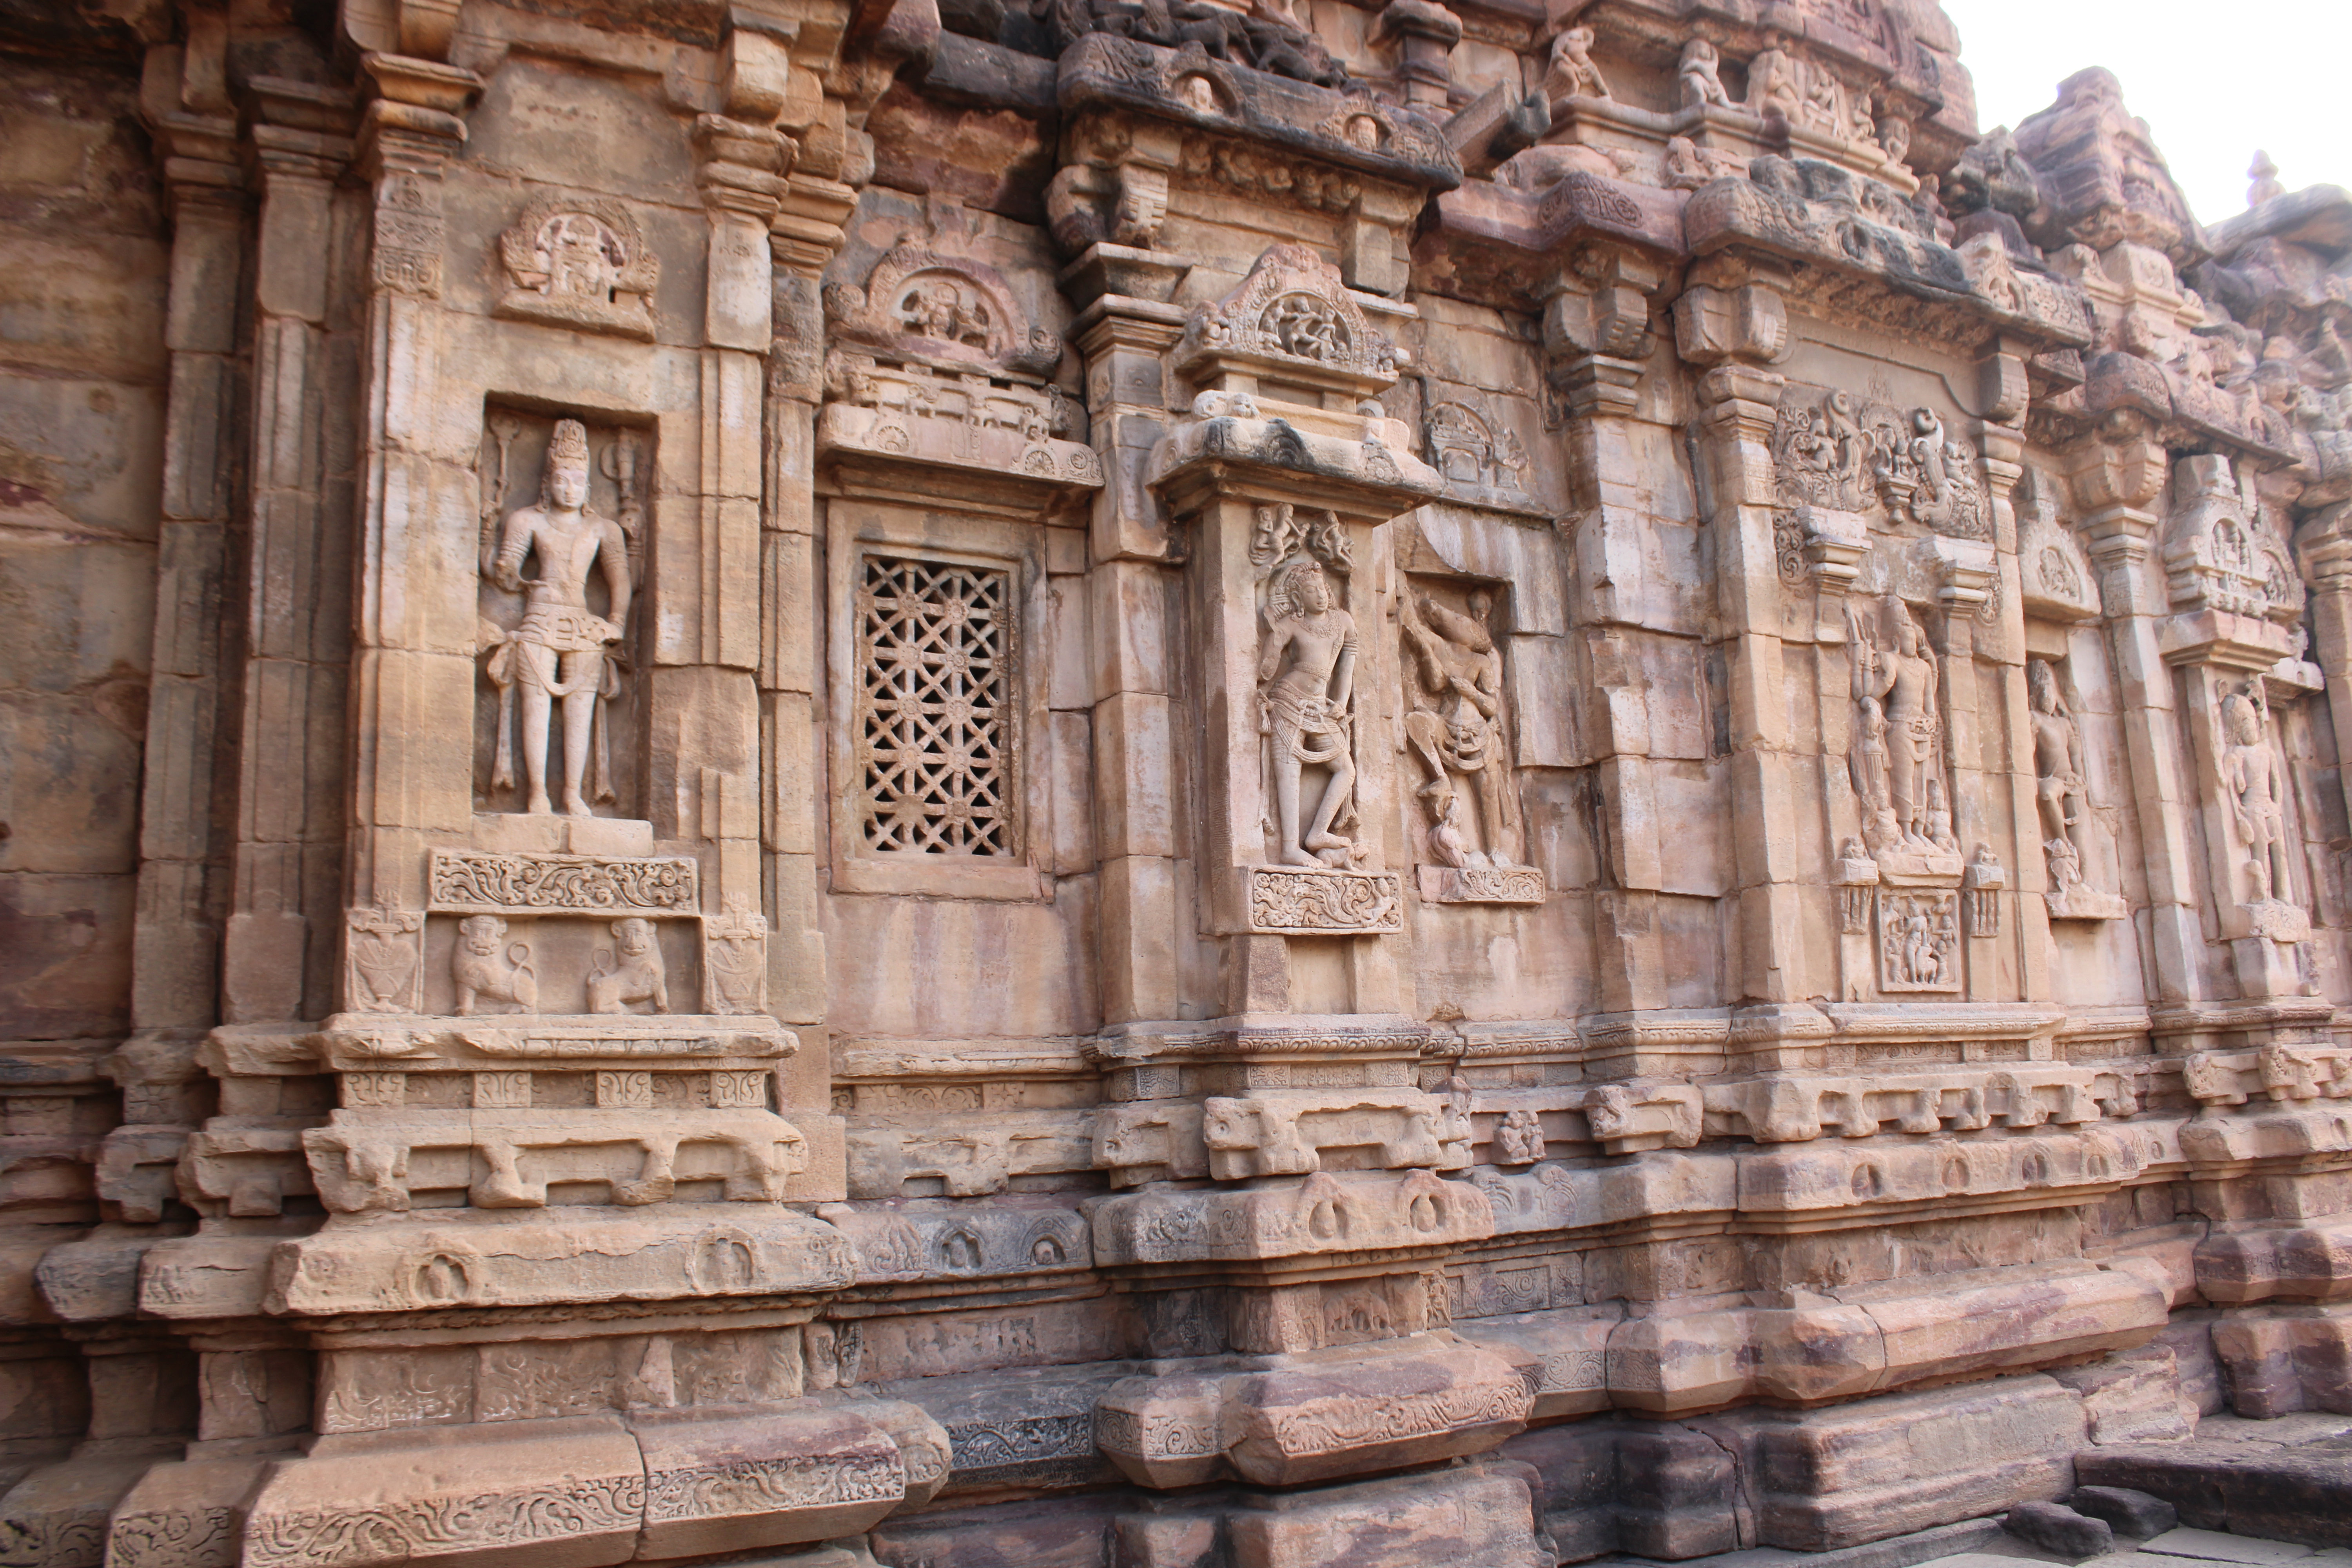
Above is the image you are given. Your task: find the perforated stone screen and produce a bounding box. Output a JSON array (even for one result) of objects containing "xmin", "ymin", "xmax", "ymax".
[{"xmin": 853, "ymin": 552, "xmax": 1016, "ymax": 858}]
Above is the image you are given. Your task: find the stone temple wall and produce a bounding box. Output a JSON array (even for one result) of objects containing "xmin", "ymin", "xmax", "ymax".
[{"xmin": 3, "ymin": 1, "xmax": 2350, "ymax": 1564}]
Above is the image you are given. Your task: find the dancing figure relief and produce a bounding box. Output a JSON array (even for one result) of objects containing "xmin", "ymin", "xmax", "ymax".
[
  {"xmin": 1401, "ymin": 587, "xmax": 1521, "ymax": 869},
  {"xmin": 1258, "ymin": 558, "xmax": 1361, "ymax": 869}
]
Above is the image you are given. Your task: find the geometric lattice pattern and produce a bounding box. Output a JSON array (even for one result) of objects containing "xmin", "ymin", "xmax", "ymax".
[{"xmin": 854, "ymin": 553, "xmax": 1015, "ymax": 856}]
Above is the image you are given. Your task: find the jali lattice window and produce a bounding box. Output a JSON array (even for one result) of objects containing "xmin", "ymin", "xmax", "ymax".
[{"xmin": 855, "ymin": 554, "xmax": 1016, "ymax": 857}]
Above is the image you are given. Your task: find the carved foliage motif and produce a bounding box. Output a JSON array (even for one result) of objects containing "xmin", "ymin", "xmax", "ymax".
[
  {"xmin": 245, "ymin": 1476, "xmax": 646, "ymax": 1568},
  {"xmin": 642, "ymin": 1453, "xmax": 901, "ymax": 1522},
  {"xmin": 430, "ymin": 850, "xmax": 698, "ymax": 913},
  {"xmin": 702, "ymin": 896, "xmax": 769, "ymax": 1014},
  {"xmin": 1247, "ymin": 867, "xmax": 1403, "ymax": 933},
  {"xmin": 855, "ymin": 554, "xmax": 1016, "ymax": 858},
  {"xmin": 496, "ymin": 195, "xmax": 659, "ymax": 339}
]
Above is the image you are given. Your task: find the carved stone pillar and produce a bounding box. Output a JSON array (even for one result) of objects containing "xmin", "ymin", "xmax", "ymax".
[
  {"xmin": 1081, "ymin": 246, "xmax": 1524, "ymax": 1491},
  {"xmin": 2299, "ymin": 500, "xmax": 2352, "ymax": 834},
  {"xmin": 219, "ymin": 79, "xmax": 359, "ymax": 1026},
  {"xmin": 129, "ymin": 41, "xmax": 247, "ymax": 1040},
  {"xmin": 1688, "ymin": 361, "xmax": 1808, "ymax": 1011},
  {"xmin": 2160, "ymin": 455, "xmax": 2315, "ymax": 999},
  {"xmin": 2069, "ymin": 425, "xmax": 2210, "ymax": 1004}
]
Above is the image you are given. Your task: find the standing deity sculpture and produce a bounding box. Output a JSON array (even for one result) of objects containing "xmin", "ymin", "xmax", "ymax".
[
  {"xmin": 1259, "ymin": 558, "xmax": 1360, "ymax": 868},
  {"xmin": 1401, "ymin": 587, "xmax": 1521, "ymax": 869},
  {"xmin": 2221, "ymin": 684, "xmax": 2292, "ymax": 904},
  {"xmin": 2029, "ymin": 660, "xmax": 2090, "ymax": 869},
  {"xmin": 484, "ymin": 420, "xmax": 633, "ymax": 815},
  {"xmin": 1847, "ymin": 596, "xmax": 1945, "ymax": 859}
]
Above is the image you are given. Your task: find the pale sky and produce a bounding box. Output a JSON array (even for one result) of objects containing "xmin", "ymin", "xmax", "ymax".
[{"xmin": 1938, "ymin": 0, "xmax": 2352, "ymax": 229}]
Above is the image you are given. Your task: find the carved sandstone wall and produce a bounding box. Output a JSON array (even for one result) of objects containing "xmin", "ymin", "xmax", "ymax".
[{"xmin": 4, "ymin": 2, "xmax": 2351, "ymax": 1566}]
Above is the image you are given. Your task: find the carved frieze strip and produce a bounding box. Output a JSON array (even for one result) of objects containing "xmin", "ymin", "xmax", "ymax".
[
  {"xmin": 817, "ymin": 1200, "xmax": 1091, "ymax": 1283},
  {"xmin": 427, "ymin": 848, "xmax": 699, "ymax": 915},
  {"xmin": 1469, "ymin": 1121, "xmax": 2181, "ymax": 1239},
  {"xmin": 1246, "ymin": 866, "xmax": 1405, "ymax": 934},
  {"xmin": 1089, "ymin": 1017, "xmax": 1432, "ymax": 1065},
  {"xmin": 303, "ymin": 1107, "xmax": 818, "ymax": 1212},
  {"xmin": 261, "ymin": 1201, "xmax": 855, "ymax": 1317},
  {"xmin": 1686, "ymin": 160, "xmax": 2093, "ymax": 349},
  {"xmin": 312, "ymin": 1014, "xmax": 796, "ymax": 1071},
  {"xmin": 847, "ymin": 1111, "xmax": 1092, "ymax": 1198},
  {"xmin": 2146, "ymin": 998, "xmax": 2339, "ymax": 1040},
  {"xmin": 1058, "ymin": 36, "xmax": 1462, "ymax": 190},
  {"xmin": 1092, "ymin": 1167, "xmax": 1495, "ymax": 1267},
  {"xmin": 834, "ymin": 1038, "xmax": 1092, "ymax": 1081},
  {"xmin": 1418, "ymin": 866, "xmax": 1545, "ymax": 904}
]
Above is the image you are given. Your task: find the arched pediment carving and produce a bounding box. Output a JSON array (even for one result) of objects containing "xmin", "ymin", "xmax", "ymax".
[{"xmin": 823, "ymin": 238, "xmax": 1062, "ymax": 379}]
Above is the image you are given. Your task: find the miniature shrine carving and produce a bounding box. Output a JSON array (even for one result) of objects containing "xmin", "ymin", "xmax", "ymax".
[{"xmin": 495, "ymin": 196, "xmax": 660, "ymax": 339}]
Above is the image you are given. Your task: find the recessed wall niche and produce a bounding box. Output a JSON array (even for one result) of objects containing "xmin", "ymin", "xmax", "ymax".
[{"xmin": 473, "ymin": 407, "xmax": 653, "ymax": 819}]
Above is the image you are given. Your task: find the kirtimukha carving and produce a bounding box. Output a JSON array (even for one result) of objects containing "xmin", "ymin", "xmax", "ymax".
[
  {"xmin": 1254, "ymin": 506, "xmax": 1361, "ymax": 870},
  {"xmin": 481, "ymin": 419, "xmax": 635, "ymax": 816}
]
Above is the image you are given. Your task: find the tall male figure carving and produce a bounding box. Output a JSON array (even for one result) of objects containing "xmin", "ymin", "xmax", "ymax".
[{"xmin": 487, "ymin": 419, "xmax": 633, "ymax": 815}]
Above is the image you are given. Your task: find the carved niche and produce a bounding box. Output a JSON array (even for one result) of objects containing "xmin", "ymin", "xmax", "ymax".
[
  {"xmin": 495, "ymin": 195, "xmax": 660, "ymax": 340},
  {"xmin": 424, "ymin": 849, "xmax": 708, "ymax": 1018},
  {"xmin": 475, "ymin": 411, "xmax": 647, "ymax": 818},
  {"xmin": 1399, "ymin": 578, "xmax": 1542, "ymax": 906},
  {"xmin": 2029, "ymin": 658, "xmax": 2126, "ymax": 921},
  {"xmin": 1246, "ymin": 503, "xmax": 1402, "ymax": 935}
]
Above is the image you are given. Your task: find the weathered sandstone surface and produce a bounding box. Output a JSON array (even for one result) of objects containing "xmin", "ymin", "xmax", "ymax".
[{"xmin": 4, "ymin": 0, "xmax": 2351, "ymax": 1564}]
